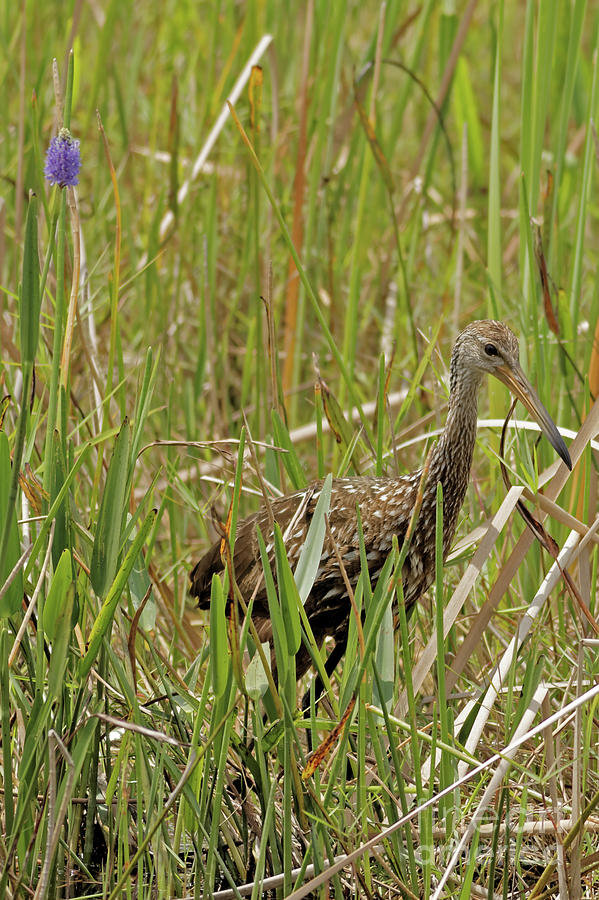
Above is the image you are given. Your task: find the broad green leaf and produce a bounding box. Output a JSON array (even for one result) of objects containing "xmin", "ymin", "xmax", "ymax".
[
  {"xmin": 90, "ymin": 418, "xmax": 131, "ymax": 597},
  {"xmin": 373, "ymin": 602, "xmax": 394, "ymax": 711},
  {"xmin": 262, "ymin": 718, "xmax": 286, "ymax": 754},
  {"xmin": 209, "ymin": 573, "xmax": 229, "ymax": 700},
  {"xmin": 294, "ymin": 473, "xmax": 332, "ymax": 604},
  {"xmin": 80, "ymin": 507, "xmax": 157, "ymax": 678},
  {"xmin": 246, "ymin": 641, "xmax": 270, "ymax": 701},
  {"xmin": 274, "ymin": 525, "xmax": 301, "ymax": 656},
  {"xmin": 20, "ymin": 194, "xmax": 41, "ymax": 365},
  {"xmin": 0, "ymin": 432, "xmax": 23, "ymax": 617},
  {"xmin": 25, "ymin": 443, "xmax": 91, "ymax": 581},
  {"xmin": 128, "ymin": 549, "xmax": 154, "ymax": 628},
  {"xmin": 47, "ymin": 583, "xmax": 74, "ymax": 700},
  {"xmin": 43, "ymin": 548, "xmax": 73, "ymax": 640}
]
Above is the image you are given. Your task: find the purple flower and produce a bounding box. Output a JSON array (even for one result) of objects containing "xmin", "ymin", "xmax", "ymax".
[{"xmin": 44, "ymin": 127, "xmax": 81, "ymax": 188}]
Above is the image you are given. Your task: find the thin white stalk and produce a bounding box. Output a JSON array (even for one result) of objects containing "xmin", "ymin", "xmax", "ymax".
[
  {"xmin": 432, "ymin": 683, "xmax": 548, "ymax": 899},
  {"xmin": 158, "ymin": 33, "xmax": 273, "ymax": 241},
  {"xmin": 209, "ymin": 855, "xmax": 349, "ymax": 900},
  {"xmin": 456, "ymin": 513, "xmax": 599, "ymax": 777}
]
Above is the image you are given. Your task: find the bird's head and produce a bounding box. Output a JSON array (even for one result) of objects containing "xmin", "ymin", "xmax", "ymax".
[{"xmin": 452, "ymin": 320, "xmax": 572, "ymax": 470}]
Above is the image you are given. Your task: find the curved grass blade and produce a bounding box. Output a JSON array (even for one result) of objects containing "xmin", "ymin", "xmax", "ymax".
[
  {"xmin": 274, "ymin": 524, "xmax": 301, "ymax": 656},
  {"xmin": 19, "ymin": 194, "xmax": 41, "ymax": 366},
  {"xmin": 256, "ymin": 527, "xmax": 287, "ymax": 663},
  {"xmin": 80, "ymin": 507, "xmax": 157, "ymax": 678},
  {"xmin": 210, "ymin": 573, "xmax": 229, "ymax": 700}
]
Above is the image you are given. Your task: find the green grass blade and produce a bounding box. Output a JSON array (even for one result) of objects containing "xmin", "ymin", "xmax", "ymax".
[
  {"xmin": 274, "ymin": 523, "xmax": 301, "ymax": 657},
  {"xmin": 209, "ymin": 573, "xmax": 229, "ymax": 700},
  {"xmin": 487, "ymin": 0, "xmax": 503, "ymax": 304},
  {"xmin": 89, "ymin": 418, "xmax": 131, "ymax": 597},
  {"xmin": 19, "ymin": 194, "xmax": 41, "ymax": 366}
]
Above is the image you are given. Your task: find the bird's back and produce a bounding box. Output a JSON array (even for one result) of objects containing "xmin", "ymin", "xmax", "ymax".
[{"xmin": 189, "ymin": 475, "xmax": 421, "ymax": 676}]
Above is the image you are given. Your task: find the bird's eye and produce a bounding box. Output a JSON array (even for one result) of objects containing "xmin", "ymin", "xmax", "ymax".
[{"xmin": 485, "ymin": 343, "xmax": 499, "ymax": 357}]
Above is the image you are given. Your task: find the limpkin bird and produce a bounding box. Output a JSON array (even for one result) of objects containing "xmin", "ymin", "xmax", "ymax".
[{"xmin": 190, "ymin": 321, "xmax": 571, "ymax": 681}]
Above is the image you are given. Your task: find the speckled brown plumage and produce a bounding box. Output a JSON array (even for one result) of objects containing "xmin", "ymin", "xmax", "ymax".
[{"xmin": 190, "ymin": 321, "xmax": 571, "ymax": 679}]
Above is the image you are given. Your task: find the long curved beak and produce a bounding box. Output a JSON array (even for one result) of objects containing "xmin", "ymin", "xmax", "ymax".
[{"xmin": 494, "ymin": 362, "xmax": 572, "ymax": 471}]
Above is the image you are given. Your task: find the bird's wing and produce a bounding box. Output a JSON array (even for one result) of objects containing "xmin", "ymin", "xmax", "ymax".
[
  {"xmin": 303, "ymin": 474, "xmax": 420, "ymax": 590},
  {"xmin": 189, "ymin": 474, "xmax": 420, "ymax": 613},
  {"xmin": 189, "ymin": 481, "xmax": 324, "ymax": 607}
]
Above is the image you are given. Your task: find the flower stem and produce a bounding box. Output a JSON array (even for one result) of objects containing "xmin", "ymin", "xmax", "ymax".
[{"xmin": 43, "ymin": 189, "xmax": 67, "ymax": 495}]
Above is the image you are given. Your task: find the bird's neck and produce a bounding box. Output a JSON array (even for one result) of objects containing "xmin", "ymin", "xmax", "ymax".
[{"xmin": 422, "ymin": 363, "xmax": 483, "ymax": 553}]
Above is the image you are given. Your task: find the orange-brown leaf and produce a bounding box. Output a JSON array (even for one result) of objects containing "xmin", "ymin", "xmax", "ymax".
[
  {"xmin": 302, "ymin": 695, "xmax": 356, "ymax": 780},
  {"xmin": 18, "ymin": 463, "xmax": 48, "ymax": 516}
]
